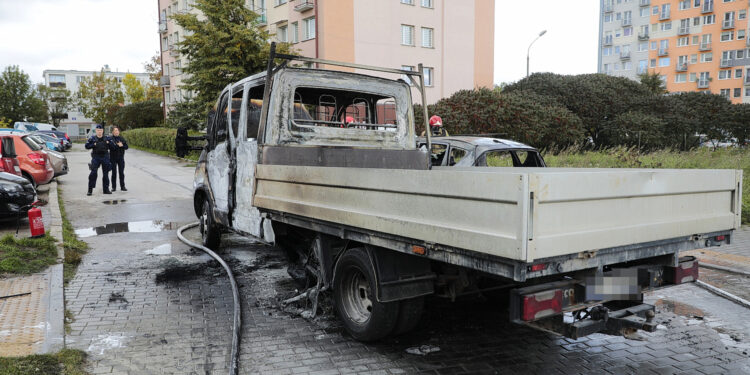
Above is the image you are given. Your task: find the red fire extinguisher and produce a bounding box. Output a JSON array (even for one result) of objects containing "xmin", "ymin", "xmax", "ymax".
[{"xmin": 28, "ymin": 205, "xmax": 45, "ymax": 238}]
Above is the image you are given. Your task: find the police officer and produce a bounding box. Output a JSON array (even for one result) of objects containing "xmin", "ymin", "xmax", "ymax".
[
  {"xmin": 109, "ymin": 126, "xmax": 128, "ymax": 192},
  {"xmin": 85, "ymin": 125, "xmax": 114, "ymax": 196}
]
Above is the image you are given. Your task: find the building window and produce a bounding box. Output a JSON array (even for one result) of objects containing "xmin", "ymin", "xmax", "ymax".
[
  {"xmin": 739, "ymin": 50, "xmax": 746, "ymax": 59},
  {"xmin": 640, "ymin": 8, "xmax": 649, "ymax": 17},
  {"xmin": 638, "ymin": 42, "xmax": 648, "ymax": 51},
  {"xmin": 401, "ymin": 65, "xmax": 414, "ymax": 85},
  {"xmin": 650, "ymin": 59, "xmax": 656, "ymax": 67},
  {"xmin": 421, "ymin": 27, "xmax": 433, "ymax": 48},
  {"xmin": 691, "ymin": 53, "xmax": 698, "ymax": 63},
  {"xmin": 678, "ymin": 37, "xmax": 689, "ymax": 46},
  {"xmin": 277, "ymin": 25, "xmax": 288, "ymax": 42},
  {"xmin": 401, "ymin": 25, "xmax": 415, "ymax": 46},
  {"xmin": 679, "ymin": 0, "xmax": 690, "ymax": 10},
  {"xmin": 303, "ymin": 17, "xmax": 315, "ymax": 40},
  {"xmin": 740, "ymin": 10, "xmax": 747, "ymax": 20},
  {"xmin": 701, "ymin": 52, "xmax": 713, "ymax": 62},
  {"xmin": 650, "ymin": 41, "xmax": 657, "ymax": 50},
  {"xmin": 675, "ymin": 74, "xmax": 687, "ymax": 83},
  {"xmin": 746, "ymin": 88, "xmax": 750, "ymax": 97},
  {"xmin": 721, "ymin": 31, "xmax": 734, "ymax": 41},
  {"xmin": 624, "ymin": 27, "xmax": 633, "ymax": 36},
  {"xmin": 274, "ymin": 0, "xmax": 286, "ymax": 6},
  {"xmin": 703, "ymin": 14, "xmax": 715, "ymax": 24},
  {"xmin": 736, "ymin": 68, "xmax": 743, "ymax": 78},
  {"xmin": 291, "ymin": 22, "xmax": 299, "ymax": 43},
  {"xmin": 660, "ymin": 22, "xmax": 672, "ymax": 31},
  {"xmin": 690, "ymin": 72, "xmax": 697, "ymax": 81},
  {"xmin": 623, "ymin": 61, "xmax": 632, "ymax": 70},
  {"xmin": 603, "ymin": 47, "xmax": 612, "ymax": 56},
  {"xmin": 739, "ymin": 30, "xmax": 746, "ymax": 39},
  {"xmin": 421, "ymin": 0, "xmax": 433, "ymax": 8},
  {"xmin": 720, "ymin": 88, "xmax": 730, "ymax": 98},
  {"xmin": 605, "ymin": 13, "xmax": 613, "ymax": 22},
  {"xmin": 693, "ymin": 17, "xmax": 701, "ymax": 26},
  {"xmin": 652, "ymin": 6, "xmax": 659, "ymax": 15},
  {"xmin": 400, "ymin": 0, "xmax": 414, "ymax": 4},
  {"xmin": 719, "ymin": 70, "xmax": 731, "ymax": 79},
  {"xmin": 692, "ymin": 35, "xmax": 700, "ymax": 44},
  {"xmin": 659, "ymin": 57, "xmax": 670, "ymax": 67},
  {"xmin": 424, "ymin": 67, "xmax": 433, "ymax": 86},
  {"xmin": 603, "ymin": 63, "xmax": 611, "ymax": 74}
]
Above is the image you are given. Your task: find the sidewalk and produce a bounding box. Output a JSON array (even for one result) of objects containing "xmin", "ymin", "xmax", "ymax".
[{"xmin": 0, "ymin": 181, "xmax": 65, "ymax": 357}]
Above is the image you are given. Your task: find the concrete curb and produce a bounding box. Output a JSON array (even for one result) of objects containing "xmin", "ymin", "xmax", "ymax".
[{"xmin": 42, "ymin": 179, "xmax": 65, "ymax": 353}]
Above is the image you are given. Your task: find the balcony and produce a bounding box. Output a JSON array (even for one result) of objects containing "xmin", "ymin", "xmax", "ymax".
[
  {"xmin": 622, "ymin": 18, "xmax": 632, "ymax": 26},
  {"xmin": 620, "ymin": 51, "xmax": 631, "ymax": 60},
  {"xmin": 639, "ymin": 0, "xmax": 650, "ymax": 6},
  {"xmin": 720, "ymin": 59, "xmax": 731, "ymax": 67},
  {"xmin": 676, "ymin": 63, "xmax": 688, "ymax": 71},
  {"xmin": 168, "ymin": 44, "xmax": 179, "ymax": 57},
  {"xmin": 702, "ymin": 2, "xmax": 713, "ymax": 13},
  {"xmin": 699, "ymin": 42, "xmax": 712, "ymax": 51},
  {"xmin": 603, "ymin": 4, "xmax": 613, "ymax": 12},
  {"xmin": 158, "ymin": 20, "xmax": 167, "ymax": 34},
  {"xmin": 723, "ymin": 19, "xmax": 735, "ymax": 29},
  {"xmin": 294, "ymin": 0, "xmax": 314, "ymax": 12},
  {"xmin": 697, "ymin": 79, "xmax": 710, "ymax": 88},
  {"xmin": 678, "ymin": 26, "xmax": 690, "ymax": 35},
  {"xmin": 658, "ymin": 48, "xmax": 668, "ymax": 56},
  {"xmin": 659, "ymin": 10, "xmax": 670, "ymax": 20},
  {"xmin": 159, "ymin": 75, "xmax": 170, "ymax": 87},
  {"xmin": 603, "ymin": 36, "xmax": 613, "ymax": 46},
  {"xmin": 638, "ymin": 32, "xmax": 649, "ymax": 40}
]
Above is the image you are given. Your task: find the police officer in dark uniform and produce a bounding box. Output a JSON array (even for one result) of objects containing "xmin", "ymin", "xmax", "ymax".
[
  {"xmin": 85, "ymin": 125, "xmax": 114, "ymax": 196},
  {"xmin": 109, "ymin": 126, "xmax": 128, "ymax": 192}
]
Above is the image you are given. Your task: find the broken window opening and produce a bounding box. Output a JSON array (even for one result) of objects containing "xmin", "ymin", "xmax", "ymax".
[{"xmin": 291, "ymin": 87, "xmax": 399, "ymax": 131}]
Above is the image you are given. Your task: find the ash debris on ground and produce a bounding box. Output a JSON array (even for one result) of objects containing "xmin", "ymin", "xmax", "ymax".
[
  {"xmin": 108, "ymin": 291, "xmax": 129, "ymax": 309},
  {"xmin": 154, "ymin": 257, "xmax": 226, "ymax": 283}
]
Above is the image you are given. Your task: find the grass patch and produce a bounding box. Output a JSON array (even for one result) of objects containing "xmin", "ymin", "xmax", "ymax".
[
  {"xmin": 543, "ymin": 146, "xmax": 750, "ymax": 223},
  {"xmin": 0, "ymin": 234, "xmax": 57, "ymax": 275},
  {"xmin": 57, "ymin": 185, "xmax": 88, "ymax": 285},
  {"xmin": 128, "ymin": 144, "xmax": 200, "ymax": 162},
  {"xmin": 0, "ymin": 348, "xmax": 87, "ymax": 375}
]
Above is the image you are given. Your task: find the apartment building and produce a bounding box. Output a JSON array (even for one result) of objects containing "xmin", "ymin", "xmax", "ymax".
[
  {"xmin": 157, "ymin": 0, "xmax": 494, "ymax": 115},
  {"xmin": 598, "ymin": 0, "xmax": 653, "ymax": 78},
  {"xmin": 42, "ymin": 67, "xmax": 151, "ymax": 137},
  {"xmin": 599, "ymin": 0, "xmax": 750, "ymax": 103}
]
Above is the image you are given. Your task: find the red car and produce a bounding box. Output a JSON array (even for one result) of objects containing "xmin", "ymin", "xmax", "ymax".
[
  {"xmin": 0, "ymin": 136, "xmax": 22, "ymax": 177},
  {"xmin": 9, "ymin": 134, "xmax": 53, "ymax": 186}
]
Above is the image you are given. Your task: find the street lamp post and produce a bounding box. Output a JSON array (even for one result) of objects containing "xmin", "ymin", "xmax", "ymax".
[{"xmin": 526, "ymin": 30, "xmax": 547, "ymax": 77}]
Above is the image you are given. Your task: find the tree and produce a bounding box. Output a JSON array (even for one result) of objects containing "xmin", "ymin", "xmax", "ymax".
[
  {"xmin": 638, "ymin": 72, "xmax": 667, "ymax": 95},
  {"xmin": 77, "ymin": 70, "xmax": 124, "ymax": 125},
  {"xmin": 123, "ymin": 73, "xmax": 146, "ymax": 103},
  {"xmin": 171, "ymin": 0, "xmax": 292, "ymax": 126},
  {"xmin": 37, "ymin": 85, "xmax": 75, "ymax": 126},
  {"xmin": 671, "ymin": 92, "xmax": 732, "ymax": 149},
  {"xmin": 0, "ymin": 66, "xmax": 48, "ymax": 124},
  {"xmin": 165, "ymin": 98, "xmax": 205, "ymax": 130},
  {"xmin": 113, "ymin": 99, "xmax": 164, "ymax": 129},
  {"xmin": 143, "ymin": 53, "xmax": 163, "ymax": 101}
]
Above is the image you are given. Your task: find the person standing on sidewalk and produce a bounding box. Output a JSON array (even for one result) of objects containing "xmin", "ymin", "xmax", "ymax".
[
  {"xmin": 109, "ymin": 126, "xmax": 128, "ymax": 192},
  {"xmin": 84, "ymin": 125, "xmax": 113, "ymax": 196}
]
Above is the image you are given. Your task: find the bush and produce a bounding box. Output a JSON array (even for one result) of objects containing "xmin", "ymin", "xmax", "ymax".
[
  {"xmin": 122, "ymin": 127, "xmax": 202, "ymax": 160},
  {"xmin": 113, "ymin": 99, "xmax": 164, "ymax": 130}
]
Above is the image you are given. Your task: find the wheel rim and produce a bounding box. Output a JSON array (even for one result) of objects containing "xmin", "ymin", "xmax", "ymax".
[
  {"xmin": 341, "ymin": 267, "xmax": 372, "ymax": 324},
  {"xmin": 200, "ymin": 204, "xmax": 209, "ymax": 241}
]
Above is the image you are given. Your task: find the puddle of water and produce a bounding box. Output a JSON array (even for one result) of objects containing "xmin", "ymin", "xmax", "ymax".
[
  {"xmin": 144, "ymin": 244, "xmax": 172, "ymax": 255},
  {"xmin": 653, "ymin": 299, "xmax": 708, "ymax": 317},
  {"xmin": 75, "ymin": 220, "xmax": 181, "ymax": 238},
  {"xmin": 102, "ymin": 200, "xmax": 127, "ymax": 205}
]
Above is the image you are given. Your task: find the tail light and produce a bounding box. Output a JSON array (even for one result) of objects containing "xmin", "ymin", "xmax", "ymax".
[
  {"xmin": 28, "ymin": 153, "xmax": 46, "ymax": 166},
  {"xmin": 64, "ymin": 133, "xmax": 69, "ymax": 140},
  {"xmin": 521, "ymin": 289, "xmax": 563, "ymax": 321}
]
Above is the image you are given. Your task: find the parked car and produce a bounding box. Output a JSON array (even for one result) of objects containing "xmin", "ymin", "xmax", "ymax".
[
  {"xmin": 37, "ymin": 130, "xmax": 71, "ymax": 150},
  {"xmin": 0, "ymin": 172, "xmax": 36, "ymax": 219},
  {"xmin": 417, "ymin": 136, "xmax": 547, "ymax": 167},
  {"xmin": 25, "ymin": 136, "xmax": 68, "ymax": 177},
  {"xmin": 13, "ymin": 122, "xmax": 57, "ymax": 132},
  {"xmin": 28, "ymin": 134, "xmax": 63, "ymax": 152},
  {"xmin": 9, "ymin": 134, "xmax": 54, "ymax": 187},
  {"xmin": 0, "ymin": 136, "xmax": 22, "ymax": 177}
]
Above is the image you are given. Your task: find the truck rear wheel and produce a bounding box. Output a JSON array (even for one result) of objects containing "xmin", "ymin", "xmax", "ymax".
[
  {"xmin": 334, "ymin": 247, "xmax": 398, "ymax": 341},
  {"xmin": 200, "ymin": 199, "xmax": 221, "ymax": 250}
]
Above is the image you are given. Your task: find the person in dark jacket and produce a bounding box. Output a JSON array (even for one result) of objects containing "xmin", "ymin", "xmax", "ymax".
[
  {"xmin": 109, "ymin": 126, "xmax": 128, "ymax": 191},
  {"xmin": 84, "ymin": 125, "xmax": 114, "ymax": 196}
]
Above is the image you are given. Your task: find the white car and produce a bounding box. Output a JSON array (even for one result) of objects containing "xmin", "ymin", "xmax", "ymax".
[{"xmin": 13, "ymin": 122, "xmax": 57, "ymax": 132}]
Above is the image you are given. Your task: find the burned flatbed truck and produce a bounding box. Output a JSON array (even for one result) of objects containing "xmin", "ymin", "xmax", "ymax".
[{"xmin": 189, "ymin": 44, "xmax": 742, "ymax": 341}]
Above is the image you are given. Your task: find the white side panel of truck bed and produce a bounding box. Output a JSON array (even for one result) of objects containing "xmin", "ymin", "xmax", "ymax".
[
  {"xmin": 254, "ymin": 165, "xmax": 741, "ymax": 264},
  {"xmin": 527, "ymin": 168, "xmax": 742, "ymax": 261},
  {"xmin": 253, "ymin": 165, "xmax": 530, "ymax": 260}
]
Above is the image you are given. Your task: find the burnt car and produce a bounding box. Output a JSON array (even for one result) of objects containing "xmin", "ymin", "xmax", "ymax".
[
  {"xmin": 418, "ymin": 136, "xmax": 547, "ymax": 167},
  {"xmin": 0, "ymin": 171, "xmax": 36, "ymax": 219}
]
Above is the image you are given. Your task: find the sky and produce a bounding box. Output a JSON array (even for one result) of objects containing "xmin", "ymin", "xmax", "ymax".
[{"xmin": 0, "ymin": 0, "xmax": 600, "ymax": 86}]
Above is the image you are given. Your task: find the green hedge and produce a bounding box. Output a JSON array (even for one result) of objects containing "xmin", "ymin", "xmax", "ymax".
[{"xmin": 122, "ymin": 127, "xmax": 202, "ymax": 160}]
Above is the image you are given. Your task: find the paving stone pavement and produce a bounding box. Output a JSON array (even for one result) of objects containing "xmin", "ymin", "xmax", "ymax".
[
  {"xmin": 716, "ymin": 226, "xmax": 750, "ymax": 257},
  {"xmin": 64, "ymin": 231, "xmax": 750, "ymax": 375}
]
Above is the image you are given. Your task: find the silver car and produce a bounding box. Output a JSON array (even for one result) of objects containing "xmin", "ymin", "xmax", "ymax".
[{"xmin": 26, "ymin": 135, "xmax": 68, "ymax": 177}]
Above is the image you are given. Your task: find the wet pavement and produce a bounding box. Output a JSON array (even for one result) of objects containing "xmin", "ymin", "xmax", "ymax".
[{"xmin": 60, "ymin": 144, "xmax": 750, "ymax": 374}]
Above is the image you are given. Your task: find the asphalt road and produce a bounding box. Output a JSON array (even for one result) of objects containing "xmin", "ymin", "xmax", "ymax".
[{"xmin": 59, "ymin": 144, "xmax": 750, "ymax": 374}]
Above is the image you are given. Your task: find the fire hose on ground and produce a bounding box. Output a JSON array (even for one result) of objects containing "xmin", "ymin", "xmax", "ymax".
[{"xmin": 177, "ymin": 222, "xmax": 241, "ymax": 375}]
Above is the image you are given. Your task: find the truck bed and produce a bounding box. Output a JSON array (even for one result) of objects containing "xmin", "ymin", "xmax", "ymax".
[{"xmin": 253, "ymin": 165, "xmax": 741, "ymax": 263}]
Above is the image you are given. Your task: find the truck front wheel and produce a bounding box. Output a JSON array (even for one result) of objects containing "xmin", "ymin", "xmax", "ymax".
[
  {"xmin": 200, "ymin": 199, "xmax": 221, "ymax": 250},
  {"xmin": 334, "ymin": 248, "xmax": 398, "ymax": 341}
]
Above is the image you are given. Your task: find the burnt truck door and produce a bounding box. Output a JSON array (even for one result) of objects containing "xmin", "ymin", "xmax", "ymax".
[
  {"xmin": 230, "ymin": 82, "xmax": 265, "ymax": 238},
  {"xmin": 206, "ymin": 88, "xmax": 232, "ymax": 224}
]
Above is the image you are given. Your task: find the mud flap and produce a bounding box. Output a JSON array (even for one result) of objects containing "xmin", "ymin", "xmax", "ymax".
[{"xmin": 367, "ymin": 247, "xmax": 435, "ymax": 303}]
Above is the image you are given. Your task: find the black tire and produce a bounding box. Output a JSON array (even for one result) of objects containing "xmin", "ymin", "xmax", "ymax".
[
  {"xmin": 333, "ymin": 247, "xmax": 399, "ymax": 342},
  {"xmin": 22, "ymin": 172, "xmax": 37, "ymax": 189},
  {"xmin": 199, "ymin": 199, "xmax": 221, "ymax": 250},
  {"xmin": 391, "ymin": 296, "xmax": 424, "ymax": 336}
]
